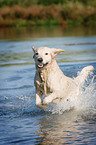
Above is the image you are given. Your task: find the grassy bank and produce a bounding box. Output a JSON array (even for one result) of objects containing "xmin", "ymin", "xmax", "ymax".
[{"xmin": 0, "ymin": 1, "xmax": 96, "ymax": 27}]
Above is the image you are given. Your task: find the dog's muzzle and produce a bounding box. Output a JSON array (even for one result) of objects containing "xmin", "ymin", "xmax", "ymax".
[{"xmin": 37, "ymin": 58, "xmax": 48, "ymax": 69}]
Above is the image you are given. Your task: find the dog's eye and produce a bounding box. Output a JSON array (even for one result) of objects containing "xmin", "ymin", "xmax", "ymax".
[
  {"xmin": 45, "ymin": 53, "xmax": 48, "ymax": 55},
  {"xmin": 35, "ymin": 52, "xmax": 38, "ymax": 55}
]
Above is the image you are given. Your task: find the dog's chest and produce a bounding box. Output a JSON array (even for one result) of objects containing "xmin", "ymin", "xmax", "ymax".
[{"xmin": 36, "ymin": 72, "xmax": 52, "ymax": 95}]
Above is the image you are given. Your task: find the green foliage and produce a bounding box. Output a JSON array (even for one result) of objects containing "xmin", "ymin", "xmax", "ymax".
[
  {"xmin": 0, "ymin": 0, "xmax": 96, "ymax": 7},
  {"xmin": 78, "ymin": 0, "xmax": 95, "ymax": 5},
  {"xmin": 0, "ymin": 0, "xmax": 18, "ymax": 7},
  {"xmin": 0, "ymin": 0, "xmax": 96, "ymax": 27},
  {"xmin": 38, "ymin": 0, "xmax": 66, "ymax": 5},
  {"xmin": 0, "ymin": 0, "xmax": 38, "ymax": 7}
]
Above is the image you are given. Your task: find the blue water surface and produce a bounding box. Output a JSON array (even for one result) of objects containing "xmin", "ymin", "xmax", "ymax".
[{"xmin": 0, "ymin": 26, "xmax": 96, "ymax": 145}]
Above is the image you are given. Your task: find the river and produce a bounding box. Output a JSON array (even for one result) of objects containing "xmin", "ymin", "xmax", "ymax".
[{"xmin": 0, "ymin": 25, "xmax": 96, "ymax": 144}]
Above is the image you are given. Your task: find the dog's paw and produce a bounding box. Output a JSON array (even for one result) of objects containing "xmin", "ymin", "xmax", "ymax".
[
  {"xmin": 42, "ymin": 105, "xmax": 47, "ymax": 110},
  {"xmin": 41, "ymin": 105, "xmax": 47, "ymax": 110},
  {"xmin": 36, "ymin": 103, "xmax": 47, "ymax": 110},
  {"xmin": 43, "ymin": 97, "xmax": 51, "ymax": 105}
]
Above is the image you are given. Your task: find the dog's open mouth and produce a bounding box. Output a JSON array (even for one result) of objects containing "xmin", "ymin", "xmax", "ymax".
[{"xmin": 37, "ymin": 63, "xmax": 48, "ymax": 69}]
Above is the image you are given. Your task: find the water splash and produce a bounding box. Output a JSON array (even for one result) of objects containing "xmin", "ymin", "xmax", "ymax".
[{"xmin": 47, "ymin": 74, "xmax": 96, "ymax": 117}]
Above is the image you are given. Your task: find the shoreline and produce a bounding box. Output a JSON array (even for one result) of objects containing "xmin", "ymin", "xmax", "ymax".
[{"xmin": 0, "ymin": 2, "xmax": 96, "ymax": 27}]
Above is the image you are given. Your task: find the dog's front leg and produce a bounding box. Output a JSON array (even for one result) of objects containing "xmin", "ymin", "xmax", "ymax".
[
  {"xmin": 43, "ymin": 93, "xmax": 57, "ymax": 105},
  {"xmin": 36, "ymin": 92, "xmax": 47, "ymax": 109}
]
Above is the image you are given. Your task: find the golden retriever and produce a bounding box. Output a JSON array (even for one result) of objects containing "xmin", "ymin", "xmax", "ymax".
[{"xmin": 32, "ymin": 46, "xmax": 94, "ymax": 109}]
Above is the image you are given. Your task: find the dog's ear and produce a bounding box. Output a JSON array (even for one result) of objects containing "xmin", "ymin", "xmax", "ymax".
[
  {"xmin": 32, "ymin": 46, "xmax": 36, "ymax": 53},
  {"xmin": 32, "ymin": 46, "xmax": 36, "ymax": 59},
  {"xmin": 52, "ymin": 48, "xmax": 66, "ymax": 57}
]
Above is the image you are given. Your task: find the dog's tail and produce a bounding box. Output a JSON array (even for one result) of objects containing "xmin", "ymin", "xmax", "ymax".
[{"xmin": 74, "ymin": 65, "xmax": 94, "ymax": 86}]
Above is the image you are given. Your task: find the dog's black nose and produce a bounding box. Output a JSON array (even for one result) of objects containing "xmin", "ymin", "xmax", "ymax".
[{"xmin": 38, "ymin": 58, "xmax": 43, "ymax": 63}]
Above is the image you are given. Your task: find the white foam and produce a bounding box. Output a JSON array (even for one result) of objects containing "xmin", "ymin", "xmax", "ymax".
[{"xmin": 47, "ymin": 74, "xmax": 96, "ymax": 115}]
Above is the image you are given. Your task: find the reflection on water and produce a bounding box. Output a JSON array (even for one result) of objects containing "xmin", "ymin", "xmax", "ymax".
[
  {"xmin": 0, "ymin": 26, "xmax": 96, "ymax": 145},
  {"xmin": 0, "ymin": 25, "xmax": 96, "ymax": 40},
  {"xmin": 0, "ymin": 26, "xmax": 96, "ymax": 67},
  {"xmin": 36, "ymin": 111, "xmax": 96, "ymax": 144}
]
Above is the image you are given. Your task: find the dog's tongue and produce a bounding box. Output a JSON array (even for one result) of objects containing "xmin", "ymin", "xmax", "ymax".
[{"xmin": 38, "ymin": 64, "xmax": 43, "ymax": 68}]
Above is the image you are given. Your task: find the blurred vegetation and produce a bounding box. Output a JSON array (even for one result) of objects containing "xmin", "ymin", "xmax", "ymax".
[
  {"xmin": 0, "ymin": 0, "xmax": 96, "ymax": 27},
  {"xmin": 0, "ymin": 0, "xmax": 96, "ymax": 6}
]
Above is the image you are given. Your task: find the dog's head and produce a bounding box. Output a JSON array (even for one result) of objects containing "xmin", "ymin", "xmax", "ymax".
[{"xmin": 32, "ymin": 46, "xmax": 65, "ymax": 70}]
